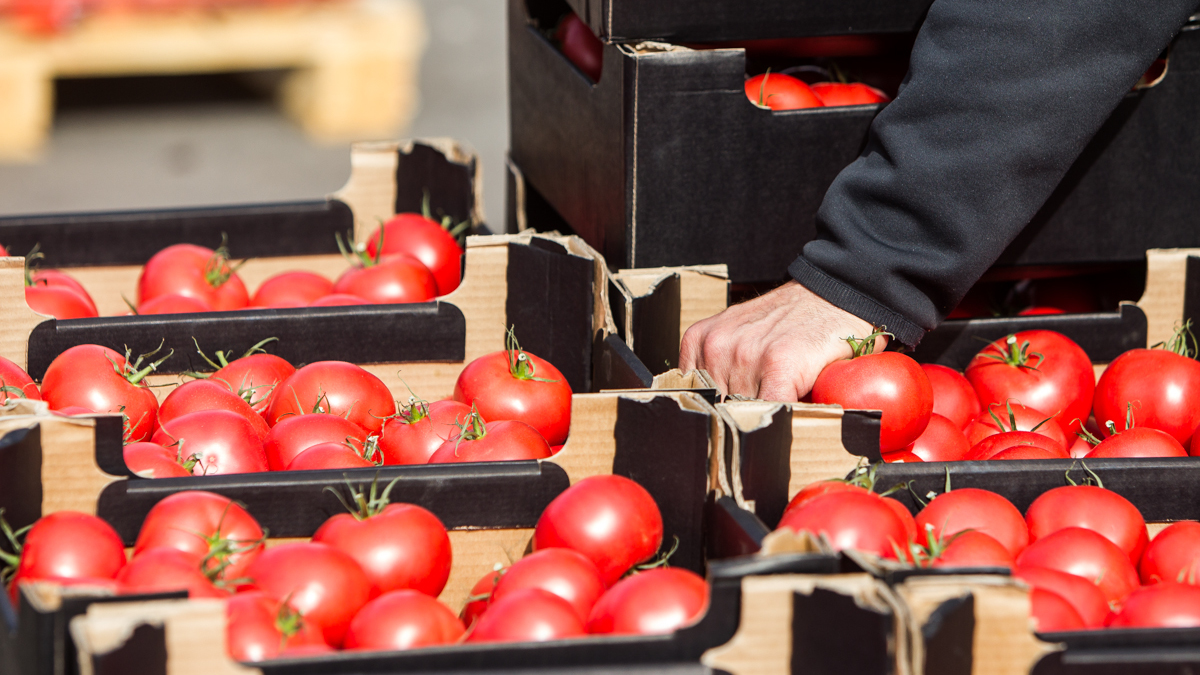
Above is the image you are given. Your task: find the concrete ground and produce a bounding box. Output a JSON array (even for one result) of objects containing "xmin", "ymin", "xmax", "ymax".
[{"xmin": 0, "ymin": 0, "xmax": 509, "ymax": 230}]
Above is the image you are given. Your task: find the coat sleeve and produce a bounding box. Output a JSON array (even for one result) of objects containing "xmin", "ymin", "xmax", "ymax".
[{"xmin": 789, "ymin": 0, "xmax": 1199, "ymax": 347}]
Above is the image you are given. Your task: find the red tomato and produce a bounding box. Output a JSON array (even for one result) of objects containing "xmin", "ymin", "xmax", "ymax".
[
  {"xmin": 133, "ymin": 490, "xmax": 265, "ymax": 583},
  {"xmin": 964, "ymin": 431, "xmax": 1068, "ymax": 460},
  {"xmin": 929, "ymin": 531, "xmax": 1014, "ymax": 568},
  {"xmin": 809, "ymin": 82, "xmax": 890, "ymax": 106},
  {"xmin": 10, "ymin": 512, "xmax": 125, "ymax": 606},
  {"xmin": 744, "ymin": 72, "xmax": 823, "ymax": 110},
  {"xmin": 313, "ymin": 503, "xmax": 451, "ymax": 597},
  {"xmin": 812, "ymin": 350, "xmax": 933, "ymax": 453},
  {"xmin": 1015, "ymin": 527, "xmax": 1140, "ymax": 607},
  {"xmin": 151, "ymin": 409, "xmax": 269, "ymax": 475},
  {"xmin": 915, "ymin": 488, "xmax": 1029, "ymax": 558},
  {"xmin": 286, "ymin": 442, "xmax": 375, "ymax": 471},
  {"xmin": 922, "ymin": 365, "xmax": 981, "ymax": 429},
  {"xmin": 251, "ymin": 271, "xmax": 333, "ymax": 308},
  {"xmin": 533, "ymin": 475, "xmax": 664, "ymax": 586},
  {"xmin": 466, "ymin": 587, "xmax": 585, "ymax": 643},
  {"xmin": 964, "ymin": 402, "xmax": 1069, "ymax": 449},
  {"xmin": 427, "ymin": 417, "xmax": 552, "ymax": 464},
  {"xmin": 883, "ymin": 449, "xmax": 923, "ymax": 463},
  {"xmin": 210, "ymin": 353, "xmax": 296, "ymax": 418},
  {"xmin": 1139, "ymin": 521, "xmax": 1200, "ymax": 585},
  {"xmin": 25, "ymin": 285, "xmax": 98, "ymax": 320},
  {"xmin": 266, "ymin": 361, "xmax": 396, "ymax": 434},
  {"xmin": 453, "ymin": 341, "xmax": 573, "ymax": 446},
  {"xmin": 1019, "ymin": 307, "xmax": 1066, "ymax": 316},
  {"xmin": 1025, "ymin": 486, "xmax": 1147, "ymax": 565},
  {"xmin": 990, "ymin": 446, "xmax": 1069, "ymax": 460},
  {"xmin": 492, "ymin": 548, "xmax": 604, "ymax": 622},
  {"xmin": 782, "ymin": 480, "xmax": 869, "ymax": 519},
  {"xmin": 0, "ymin": 355, "xmax": 40, "ymax": 402},
  {"xmin": 116, "ymin": 548, "xmax": 227, "ymax": 599},
  {"xmin": 227, "ymin": 591, "xmax": 328, "ymax": 662},
  {"xmin": 309, "ymin": 294, "xmax": 369, "ymax": 307},
  {"xmin": 378, "ymin": 399, "xmax": 472, "ymax": 464},
  {"xmin": 882, "ymin": 497, "xmax": 917, "ymax": 545},
  {"xmin": 586, "ymin": 568, "xmax": 708, "ymax": 635},
  {"xmin": 1068, "ymin": 436, "xmax": 1094, "ymax": 458},
  {"xmin": 343, "ymin": 590, "xmax": 464, "ymax": 650},
  {"xmin": 41, "ymin": 345, "xmax": 160, "ymax": 441},
  {"xmin": 1085, "ymin": 427, "xmax": 1187, "ymax": 458},
  {"xmin": 777, "ymin": 491, "xmax": 907, "ymax": 559},
  {"xmin": 246, "ymin": 542, "xmax": 372, "ymax": 647},
  {"xmin": 29, "ymin": 269, "xmax": 97, "ymax": 315},
  {"xmin": 264, "ymin": 413, "xmax": 369, "ymax": 471},
  {"xmin": 1029, "ymin": 588, "xmax": 1085, "ymax": 632},
  {"xmin": 1094, "ymin": 347, "xmax": 1200, "ymax": 444},
  {"xmin": 138, "ymin": 243, "xmax": 249, "ymax": 310},
  {"xmin": 333, "ymin": 255, "xmax": 437, "ymax": 305},
  {"xmin": 365, "ymin": 214, "xmax": 464, "ymax": 295},
  {"xmin": 157, "ymin": 380, "xmax": 270, "ymax": 442},
  {"xmin": 122, "ymin": 441, "xmax": 193, "ymax": 478},
  {"xmin": 138, "ymin": 293, "xmax": 212, "ymax": 315},
  {"xmin": 461, "ymin": 567, "xmax": 503, "ymax": 628},
  {"xmin": 1014, "ymin": 565, "xmax": 1111, "ymax": 628},
  {"xmin": 966, "ymin": 332, "xmax": 1094, "ymax": 434},
  {"xmin": 1108, "ymin": 583, "xmax": 1200, "ymax": 628},
  {"xmin": 905, "ymin": 413, "xmax": 971, "ymax": 462},
  {"xmin": 555, "ymin": 12, "xmax": 603, "ymax": 82}
]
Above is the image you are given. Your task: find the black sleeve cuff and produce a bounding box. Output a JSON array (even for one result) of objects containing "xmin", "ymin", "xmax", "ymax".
[{"xmin": 788, "ymin": 256, "xmax": 926, "ymax": 348}]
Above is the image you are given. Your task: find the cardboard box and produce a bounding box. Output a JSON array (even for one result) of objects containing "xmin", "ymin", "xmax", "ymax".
[{"xmin": 510, "ymin": 0, "xmax": 1200, "ymax": 284}]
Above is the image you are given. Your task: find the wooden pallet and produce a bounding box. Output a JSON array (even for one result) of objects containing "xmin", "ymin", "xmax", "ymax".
[{"xmin": 0, "ymin": 0, "xmax": 426, "ymax": 158}]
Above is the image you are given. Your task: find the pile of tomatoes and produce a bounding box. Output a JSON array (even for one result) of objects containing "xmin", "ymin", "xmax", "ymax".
[
  {"xmin": 778, "ymin": 477, "xmax": 1200, "ymax": 632},
  {"xmin": 0, "ymin": 328, "xmax": 572, "ymax": 476},
  {"xmin": 4, "ymin": 474, "xmax": 706, "ymax": 660},
  {"xmin": 809, "ymin": 328, "xmax": 1200, "ymax": 462},
  {"xmin": 744, "ymin": 71, "xmax": 890, "ymax": 110},
  {"xmin": 15, "ymin": 209, "xmax": 463, "ymax": 320}
]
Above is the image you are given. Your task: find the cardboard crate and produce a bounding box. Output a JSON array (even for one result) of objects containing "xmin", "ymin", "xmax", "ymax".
[{"xmin": 510, "ymin": 0, "xmax": 1200, "ymax": 284}]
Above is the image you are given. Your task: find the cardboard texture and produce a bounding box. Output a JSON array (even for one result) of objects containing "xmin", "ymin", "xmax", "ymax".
[
  {"xmin": 512, "ymin": 0, "xmax": 1200, "ymax": 284},
  {"xmin": 611, "ymin": 265, "xmax": 730, "ymax": 376}
]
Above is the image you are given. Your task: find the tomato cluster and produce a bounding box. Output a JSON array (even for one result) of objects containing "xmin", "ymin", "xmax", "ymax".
[
  {"xmin": 744, "ymin": 72, "xmax": 890, "ymax": 110},
  {"xmin": 776, "ymin": 478, "xmax": 1200, "ymax": 631},
  {"xmin": 3, "ymin": 474, "xmax": 703, "ymax": 660}
]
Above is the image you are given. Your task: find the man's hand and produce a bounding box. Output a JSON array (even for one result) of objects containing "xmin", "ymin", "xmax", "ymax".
[{"xmin": 678, "ymin": 281, "xmax": 887, "ymax": 401}]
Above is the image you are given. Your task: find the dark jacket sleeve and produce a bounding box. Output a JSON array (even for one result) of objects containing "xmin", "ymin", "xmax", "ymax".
[{"xmin": 790, "ymin": 0, "xmax": 1199, "ymax": 347}]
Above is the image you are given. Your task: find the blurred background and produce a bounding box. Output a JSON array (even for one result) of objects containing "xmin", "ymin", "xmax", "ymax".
[{"xmin": 0, "ymin": 0, "xmax": 508, "ymax": 229}]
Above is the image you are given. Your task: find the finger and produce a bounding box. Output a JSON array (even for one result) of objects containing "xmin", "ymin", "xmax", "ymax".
[
  {"xmin": 724, "ymin": 346, "xmax": 760, "ymax": 399},
  {"xmin": 757, "ymin": 372, "xmax": 802, "ymax": 403},
  {"xmin": 678, "ymin": 323, "xmax": 704, "ymax": 371}
]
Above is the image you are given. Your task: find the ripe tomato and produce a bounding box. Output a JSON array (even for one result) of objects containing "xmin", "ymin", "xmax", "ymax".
[
  {"xmin": 1094, "ymin": 347, "xmax": 1200, "ymax": 444},
  {"xmin": 138, "ymin": 243, "xmax": 249, "ymax": 310},
  {"xmin": 555, "ymin": 11, "xmax": 603, "ymax": 82},
  {"xmin": 157, "ymin": 380, "xmax": 270, "ymax": 442},
  {"xmin": 1085, "ymin": 427, "xmax": 1187, "ymax": 458},
  {"xmin": 777, "ymin": 491, "xmax": 907, "ymax": 559},
  {"xmin": 116, "ymin": 548, "xmax": 227, "ymax": 599},
  {"xmin": 811, "ymin": 346, "xmax": 933, "ymax": 453},
  {"xmin": 41, "ymin": 345, "xmax": 160, "ymax": 441},
  {"xmin": 365, "ymin": 214, "xmax": 464, "ymax": 296},
  {"xmin": 1028, "ymin": 588, "xmax": 1085, "ymax": 632},
  {"xmin": 810, "ymin": 82, "xmax": 890, "ymax": 106},
  {"xmin": 1014, "ymin": 565, "xmax": 1111, "ymax": 628},
  {"xmin": 227, "ymin": 591, "xmax": 328, "ymax": 662},
  {"xmin": 453, "ymin": 337, "xmax": 573, "ymax": 446},
  {"xmin": 137, "ymin": 293, "xmax": 212, "ymax": 315},
  {"xmin": 964, "ymin": 431, "xmax": 1068, "ymax": 460},
  {"xmin": 1025, "ymin": 486, "xmax": 1147, "ymax": 565},
  {"xmin": 915, "ymin": 488, "xmax": 1029, "ymax": 557},
  {"xmin": 266, "ymin": 361, "xmax": 396, "ymax": 434},
  {"xmin": 333, "ymin": 256, "xmax": 437, "ymax": 305},
  {"xmin": 265, "ymin": 413, "xmax": 369, "ymax": 471},
  {"xmin": 133, "ymin": 490, "xmax": 264, "ymax": 583},
  {"xmin": 29, "ymin": 268, "xmax": 97, "ymax": 315},
  {"xmin": 250, "ymin": 271, "xmax": 333, "ymax": 308},
  {"xmin": 10, "ymin": 512, "xmax": 125, "ymax": 604},
  {"xmin": 461, "ymin": 567, "xmax": 502, "ymax": 628},
  {"xmin": 286, "ymin": 442, "xmax": 375, "ymax": 471},
  {"xmin": 921, "ymin": 365, "xmax": 981, "ymax": 429},
  {"xmin": 587, "ymin": 568, "xmax": 708, "ymax": 635},
  {"xmin": 152, "ymin": 409, "xmax": 269, "ymax": 475},
  {"xmin": 378, "ymin": 399, "xmax": 472, "ymax": 464},
  {"xmin": 122, "ymin": 441, "xmax": 193, "ymax": 478},
  {"xmin": 783, "ymin": 480, "xmax": 870, "ymax": 519},
  {"xmin": 1108, "ymin": 583, "xmax": 1200, "ymax": 628},
  {"xmin": 1015, "ymin": 527, "xmax": 1140, "ymax": 607},
  {"xmin": 929, "ymin": 531, "xmax": 1014, "ymax": 569},
  {"xmin": 428, "ymin": 416, "xmax": 552, "ymax": 463},
  {"xmin": 533, "ymin": 475, "xmax": 664, "ymax": 586},
  {"xmin": 246, "ymin": 542, "xmax": 372, "ymax": 647},
  {"xmin": 744, "ymin": 72, "xmax": 823, "ymax": 110},
  {"xmin": 309, "ymin": 294, "xmax": 369, "ymax": 307},
  {"xmin": 492, "ymin": 548, "xmax": 604, "ymax": 622},
  {"xmin": 466, "ymin": 587, "xmax": 585, "ymax": 643},
  {"xmin": 966, "ymin": 332, "xmax": 1094, "ymax": 434},
  {"xmin": 964, "ymin": 402, "xmax": 1069, "ymax": 449},
  {"xmin": 0, "ymin": 355, "xmax": 40, "ymax": 402},
  {"xmin": 25, "ymin": 285, "xmax": 98, "ymax": 319},
  {"xmin": 883, "ymin": 449, "xmax": 923, "ymax": 463},
  {"xmin": 1139, "ymin": 521, "xmax": 1200, "ymax": 585},
  {"xmin": 883, "ymin": 497, "xmax": 918, "ymax": 544},
  {"xmin": 905, "ymin": 413, "xmax": 970, "ymax": 462},
  {"xmin": 210, "ymin": 353, "xmax": 296, "ymax": 418},
  {"xmin": 343, "ymin": 590, "xmax": 464, "ymax": 650},
  {"xmin": 1068, "ymin": 436, "xmax": 1094, "ymax": 458},
  {"xmin": 313, "ymin": 502, "xmax": 451, "ymax": 597}
]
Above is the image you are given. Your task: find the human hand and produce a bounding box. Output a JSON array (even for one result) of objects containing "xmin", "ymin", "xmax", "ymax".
[{"xmin": 678, "ymin": 281, "xmax": 888, "ymax": 401}]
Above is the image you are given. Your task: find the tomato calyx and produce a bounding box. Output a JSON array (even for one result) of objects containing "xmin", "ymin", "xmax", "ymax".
[
  {"xmin": 191, "ymin": 336, "xmax": 280, "ymax": 373},
  {"xmin": 0, "ymin": 508, "xmax": 30, "ymax": 584},
  {"xmin": 979, "ymin": 334, "xmax": 1044, "ymax": 371},
  {"xmin": 325, "ymin": 474, "xmax": 403, "ymax": 521},
  {"xmin": 272, "ymin": 594, "xmax": 310, "ymax": 645},
  {"xmin": 194, "ymin": 502, "xmax": 267, "ymax": 587},
  {"xmin": 987, "ymin": 400, "xmax": 1053, "ymax": 434},
  {"xmin": 631, "ymin": 535, "xmax": 681, "ymax": 574},
  {"xmin": 504, "ymin": 327, "xmax": 559, "ymax": 383},
  {"xmin": 1063, "ymin": 461, "xmax": 1105, "ymax": 489},
  {"xmin": 21, "ymin": 244, "xmax": 46, "ymax": 288},
  {"xmin": 420, "ymin": 191, "xmax": 471, "ymax": 244},
  {"xmin": 337, "ymin": 228, "xmax": 386, "ymax": 269},
  {"xmin": 899, "ymin": 525, "xmax": 972, "ymax": 567},
  {"xmin": 202, "ymin": 234, "xmax": 247, "ymax": 290},
  {"xmin": 842, "ymin": 328, "xmax": 893, "ymax": 359},
  {"xmin": 108, "ymin": 342, "xmax": 174, "ymax": 387},
  {"xmin": 753, "ymin": 68, "xmax": 774, "ymax": 109}
]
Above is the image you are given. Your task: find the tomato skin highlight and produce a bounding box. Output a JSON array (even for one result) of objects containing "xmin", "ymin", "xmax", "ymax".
[
  {"xmin": 905, "ymin": 413, "xmax": 970, "ymax": 462},
  {"xmin": 1085, "ymin": 427, "xmax": 1187, "ymax": 459},
  {"xmin": 116, "ymin": 548, "xmax": 227, "ymax": 599},
  {"xmin": 428, "ymin": 419, "xmax": 552, "ymax": 463},
  {"xmin": 1015, "ymin": 527, "xmax": 1140, "ymax": 607},
  {"xmin": 1139, "ymin": 521, "xmax": 1200, "ymax": 585},
  {"xmin": 264, "ymin": 413, "xmax": 369, "ymax": 471},
  {"xmin": 343, "ymin": 589, "xmax": 464, "ymax": 651},
  {"xmin": 586, "ymin": 568, "xmax": 709, "ymax": 635},
  {"xmin": 122, "ymin": 441, "xmax": 192, "ymax": 478},
  {"xmin": 930, "ymin": 531, "xmax": 1014, "ymax": 569},
  {"xmin": 964, "ymin": 431, "xmax": 1068, "ymax": 461},
  {"xmin": 454, "ymin": 349, "xmax": 573, "ymax": 446},
  {"xmin": 492, "ymin": 548, "xmax": 604, "ymax": 623},
  {"xmin": 466, "ymin": 587, "xmax": 586, "ymax": 643},
  {"xmin": 810, "ymin": 81, "xmax": 890, "ymax": 106},
  {"xmin": 133, "ymin": 490, "xmax": 265, "ymax": 583},
  {"xmin": 157, "ymin": 379, "xmax": 270, "ymax": 443},
  {"xmin": 11, "ymin": 512, "xmax": 126, "ymax": 606},
  {"xmin": 812, "ymin": 352, "xmax": 933, "ymax": 453},
  {"xmin": 921, "ymin": 364, "xmax": 981, "ymax": 429},
  {"xmin": 26, "ymin": 285, "xmax": 99, "ymax": 319},
  {"xmin": 783, "ymin": 481, "xmax": 870, "ymax": 519},
  {"xmin": 966, "ymin": 331, "xmax": 1094, "ymax": 434},
  {"xmin": 1025, "ymin": 485, "xmax": 1148, "ymax": 566},
  {"xmin": 744, "ymin": 72, "xmax": 823, "ymax": 110},
  {"xmin": 365, "ymin": 214, "xmax": 464, "ymax": 296},
  {"xmin": 266, "ymin": 361, "xmax": 397, "ymax": 435},
  {"xmin": 1108, "ymin": 583, "xmax": 1200, "ymax": 628},
  {"xmin": 333, "ymin": 256, "xmax": 437, "ymax": 305},
  {"xmin": 313, "ymin": 504, "xmax": 451, "ymax": 598},
  {"xmin": 41, "ymin": 345, "xmax": 160, "ymax": 441},
  {"xmin": 152, "ymin": 409, "xmax": 269, "ymax": 475},
  {"xmin": 1015, "ymin": 565, "xmax": 1111, "ymax": 628},
  {"xmin": 29, "ymin": 269, "xmax": 98, "ymax": 316},
  {"xmin": 251, "ymin": 271, "xmax": 333, "ymax": 308},
  {"xmin": 915, "ymin": 488, "xmax": 1029, "ymax": 558},
  {"xmin": 777, "ymin": 491, "xmax": 908, "ymax": 559},
  {"xmin": 1094, "ymin": 348, "xmax": 1200, "ymax": 445}
]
